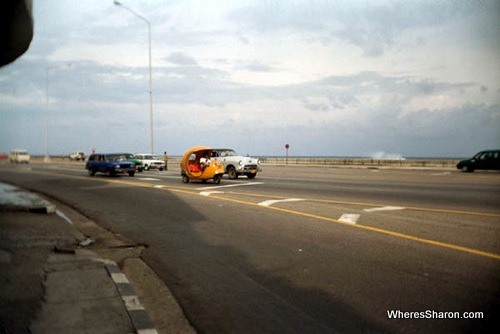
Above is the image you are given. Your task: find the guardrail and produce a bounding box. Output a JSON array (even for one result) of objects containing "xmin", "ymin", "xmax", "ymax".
[
  {"xmin": 259, "ymin": 157, "xmax": 459, "ymax": 169},
  {"xmin": 25, "ymin": 156, "xmax": 460, "ymax": 169}
]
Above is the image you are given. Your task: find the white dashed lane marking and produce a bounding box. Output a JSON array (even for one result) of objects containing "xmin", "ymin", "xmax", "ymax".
[
  {"xmin": 199, "ymin": 191, "xmax": 225, "ymax": 197},
  {"xmin": 364, "ymin": 206, "xmax": 406, "ymax": 212},
  {"xmin": 258, "ymin": 198, "xmax": 304, "ymax": 207},
  {"xmin": 199, "ymin": 182, "xmax": 264, "ymax": 191},
  {"xmin": 338, "ymin": 214, "xmax": 360, "ymax": 224}
]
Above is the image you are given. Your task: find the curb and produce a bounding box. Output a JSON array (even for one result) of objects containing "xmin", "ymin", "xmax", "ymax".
[
  {"xmin": 0, "ymin": 183, "xmax": 57, "ymax": 214},
  {"xmin": 105, "ymin": 262, "xmax": 158, "ymax": 334},
  {"xmin": 0, "ymin": 182, "xmax": 159, "ymax": 334}
]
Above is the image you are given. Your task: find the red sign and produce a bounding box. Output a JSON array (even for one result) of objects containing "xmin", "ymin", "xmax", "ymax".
[{"xmin": 285, "ymin": 144, "xmax": 290, "ymax": 149}]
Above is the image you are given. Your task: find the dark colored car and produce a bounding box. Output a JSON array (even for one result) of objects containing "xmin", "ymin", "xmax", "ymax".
[
  {"xmin": 456, "ymin": 150, "xmax": 500, "ymax": 172},
  {"xmin": 85, "ymin": 153, "xmax": 136, "ymax": 177}
]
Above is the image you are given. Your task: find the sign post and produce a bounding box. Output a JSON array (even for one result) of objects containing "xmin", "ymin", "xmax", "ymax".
[{"xmin": 285, "ymin": 144, "xmax": 290, "ymax": 165}]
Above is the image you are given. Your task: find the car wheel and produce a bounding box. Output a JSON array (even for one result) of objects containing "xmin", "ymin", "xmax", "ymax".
[
  {"xmin": 138, "ymin": 167, "xmax": 144, "ymax": 172},
  {"xmin": 129, "ymin": 171, "xmax": 135, "ymax": 177},
  {"xmin": 227, "ymin": 166, "xmax": 238, "ymax": 179},
  {"xmin": 159, "ymin": 167, "xmax": 164, "ymax": 171},
  {"xmin": 144, "ymin": 164, "xmax": 150, "ymax": 171},
  {"xmin": 247, "ymin": 173, "xmax": 257, "ymax": 179},
  {"xmin": 88, "ymin": 169, "xmax": 95, "ymax": 176},
  {"xmin": 461, "ymin": 165, "xmax": 474, "ymax": 173},
  {"xmin": 214, "ymin": 174, "xmax": 222, "ymax": 184},
  {"xmin": 182, "ymin": 175, "xmax": 190, "ymax": 183}
]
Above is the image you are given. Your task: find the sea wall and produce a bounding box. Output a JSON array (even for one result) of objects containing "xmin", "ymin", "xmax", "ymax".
[
  {"xmin": 25, "ymin": 156, "xmax": 460, "ymax": 170},
  {"xmin": 259, "ymin": 157, "xmax": 459, "ymax": 169}
]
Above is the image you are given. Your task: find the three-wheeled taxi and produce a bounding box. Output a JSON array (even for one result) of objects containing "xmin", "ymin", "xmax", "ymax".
[{"xmin": 181, "ymin": 146, "xmax": 224, "ymax": 184}]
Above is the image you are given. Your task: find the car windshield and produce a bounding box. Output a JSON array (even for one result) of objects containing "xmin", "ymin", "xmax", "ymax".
[
  {"xmin": 473, "ymin": 152, "xmax": 486, "ymax": 159},
  {"xmin": 106, "ymin": 154, "xmax": 127, "ymax": 162},
  {"xmin": 219, "ymin": 150, "xmax": 236, "ymax": 157}
]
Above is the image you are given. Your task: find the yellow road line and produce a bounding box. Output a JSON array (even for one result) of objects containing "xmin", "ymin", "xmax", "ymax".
[
  {"xmin": 269, "ymin": 207, "xmax": 500, "ymax": 260},
  {"xmin": 204, "ymin": 193, "xmax": 500, "ymax": 260},
  {"xmin": 74, "ymin": 177, "xmax": 500, "ymax": 260},
  {"xmin": 8, "ymin": 168, "xmax": 500, "ymax": 260},
  {"xmin": 226, "ymin": 190, "xmax": 500, "ymax": 218}
]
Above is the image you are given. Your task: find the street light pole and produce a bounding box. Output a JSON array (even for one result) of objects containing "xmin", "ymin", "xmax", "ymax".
[
  {"xmin": 45, "ymin": 66, "xmax": 50, "ymax": 162},
  {"xmin": 114, "ymin": 1, "xmax": 154, "ymax": 154}
]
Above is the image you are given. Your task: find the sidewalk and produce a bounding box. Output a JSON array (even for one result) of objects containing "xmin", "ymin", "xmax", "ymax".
[{"xmin": 0, "ymin": 183, "xmax": 157, "ymax": 334}]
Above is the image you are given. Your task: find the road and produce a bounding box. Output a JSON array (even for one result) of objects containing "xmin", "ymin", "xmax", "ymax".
[{"xmin": 0, "ymin": 161, "xmax": 499, "ymax": 333}]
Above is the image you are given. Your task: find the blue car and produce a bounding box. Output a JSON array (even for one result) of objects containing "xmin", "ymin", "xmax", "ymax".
[{"xmin": 86, "ymin": 153, "xmax": 136, "ymax": 177}]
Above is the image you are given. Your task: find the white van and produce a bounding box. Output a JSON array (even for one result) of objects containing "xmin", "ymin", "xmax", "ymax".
[{"xmin": 10, "ymin": 149, "xmax": 30, "ymax": 163}]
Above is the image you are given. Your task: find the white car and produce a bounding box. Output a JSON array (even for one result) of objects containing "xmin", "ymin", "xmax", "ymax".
[
  {"xmin": 212, "ymin": 148, "xmax": 261, "ymax": 179},
  {"xmin": 134, "ymin": 153, "xmax": 166, "ymax": 171}
]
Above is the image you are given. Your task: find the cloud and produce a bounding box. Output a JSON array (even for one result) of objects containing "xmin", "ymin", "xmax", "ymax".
[
  {"xmin": 165, "ymin": 52, "xmax": 198, "ymax": 66},
  {"xmin": 228, "ymin": 0, "xmax": 497, "ymax": 58},
  {"xmin": 242, "ymin": 61, "xmax": 273, "ymax": 72},
  {"xmin": 1, "ymin": 0, "xmax": 499, "ymax": 158}
]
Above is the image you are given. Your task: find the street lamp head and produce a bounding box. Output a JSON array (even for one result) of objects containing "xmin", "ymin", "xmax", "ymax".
[{"xmin": 113, "ymin": 1, "xmax": 122, "ymax": 6}]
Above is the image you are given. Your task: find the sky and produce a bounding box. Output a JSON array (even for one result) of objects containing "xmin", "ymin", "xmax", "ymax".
[{"xmin": 0, "ymin": 0, "xmax": 499, "ymax": 158}]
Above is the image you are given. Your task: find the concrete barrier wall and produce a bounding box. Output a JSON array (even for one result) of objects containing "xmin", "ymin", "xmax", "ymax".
[
  {"xmin": 259, "ymin": 157, "xmax": 459, "ymax": 169},
  {"xmin": 28, "ymin": 156, "xmax": 459, "ymax": 169}
]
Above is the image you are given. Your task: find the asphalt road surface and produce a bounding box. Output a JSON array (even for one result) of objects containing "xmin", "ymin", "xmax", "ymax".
[{"xmin": 1, "ymin": 161, "xmax": 499, "ymax": 334}]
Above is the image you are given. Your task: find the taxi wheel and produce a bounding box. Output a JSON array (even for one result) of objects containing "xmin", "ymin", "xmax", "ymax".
[
  {"xmin": 214, "ymin": 174, "xmax": 222, "ymax": 184},
  {"xmin": 247, "ymin": 173, "xmax": 257, "ymax": 179},
  {"xmin": 182, "ymin": 175, "xmax": 190, "ymax": 183}
]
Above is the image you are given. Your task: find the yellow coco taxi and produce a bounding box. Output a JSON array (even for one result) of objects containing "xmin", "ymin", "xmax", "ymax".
[{"xmin": 180, "ymin": 146, "xmax": 224, "ymax": 184}]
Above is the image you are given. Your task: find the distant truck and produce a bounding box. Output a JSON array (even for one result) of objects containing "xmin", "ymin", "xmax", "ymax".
[
  {"xmin": 9, "ymin": 149, "xmax": 30, "ymax": 163},
  {"xmin": 69, "ymin": 151, "xmax": 86, "ymax": 161}
]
